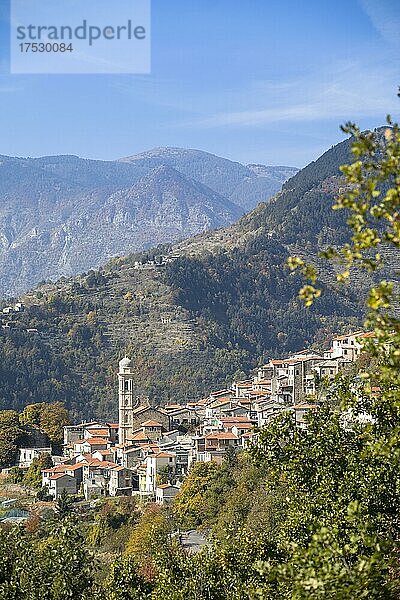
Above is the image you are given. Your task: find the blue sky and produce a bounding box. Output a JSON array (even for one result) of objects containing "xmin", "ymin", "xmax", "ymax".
[{"xmin": 0, "ymin": 0, "xmax": 399, "ymax": 167}]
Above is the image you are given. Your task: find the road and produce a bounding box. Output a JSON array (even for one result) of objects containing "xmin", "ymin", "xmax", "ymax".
[{"xmin": 180, "ymin": 529, "xmax": 209, "ymax": 554}]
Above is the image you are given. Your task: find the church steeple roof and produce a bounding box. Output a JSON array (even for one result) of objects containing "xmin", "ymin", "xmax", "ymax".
[{"xmin": 119, "ymin": 356, "xmax": 133, "ymax": 368}]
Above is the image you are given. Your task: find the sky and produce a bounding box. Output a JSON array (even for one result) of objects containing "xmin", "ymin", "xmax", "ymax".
[{"xmin": 0, "ymin": 0, "xmax": 399, "ymax": 167}]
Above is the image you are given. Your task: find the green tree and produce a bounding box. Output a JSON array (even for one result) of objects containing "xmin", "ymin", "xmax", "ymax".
[
  {"xmin": 105, "ymin": 556, "xmax": 153, "ymax": 600},
  {"xmin": 20, "ymin": 403, "xmax": 46, "ymax": 427},
  {"xmin": 37, "ymin": 402, "xmax": 70, "ymax": 446},
  {"xmin": 19, "ymin": 402, "xmax": 70, "ymax": 447},
  {"xmin": 8, "ymin": 465, "xmax": 24, "ymax": 483},
  {"xmin": 0, "ymin": 519, "xmax": 95, "ymax": 599},
  {"xmin": 0, "ymin": 410, "xmax": 23, "ymax": 467},
  {"xmin": 23, "ymin": 452, "xmax": 53, "ymax": 488},
  {"xmin": 55, "ymin": 488, "xmax": 73, "ymax": 518},
  {"xmin": 125, "ymin": 504, "xmax": 170, "ymax": 581},
  {"xmin": 172, "ymin": 461, "xmax": 221, "ymax": 528}
]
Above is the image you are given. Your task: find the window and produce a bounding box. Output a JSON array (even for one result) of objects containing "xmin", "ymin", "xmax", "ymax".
[{"xmin": 124, "ymin": 380, "xmax": 130, "ymax": 391}]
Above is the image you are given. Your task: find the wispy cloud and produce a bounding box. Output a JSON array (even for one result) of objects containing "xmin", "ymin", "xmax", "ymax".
[
  {"xmin": 185, "ymin": 63, "xmax": 400, "ymax": 129},
  {"xmin": 359, "ymin": 0, "xmax": 400, "ymax": 48}
]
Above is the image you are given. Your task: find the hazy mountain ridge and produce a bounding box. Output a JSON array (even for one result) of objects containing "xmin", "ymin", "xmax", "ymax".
[
  {"xmin": 0, "ymin": 148, "xmax": 296, "ymax": 298},
  {"xmin": 118, "ymin": 147, "xmax": 298, "ymax": 210}
]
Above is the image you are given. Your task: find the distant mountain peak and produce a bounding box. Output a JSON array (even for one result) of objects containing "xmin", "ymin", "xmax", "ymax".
[
  {"xmin": 0, "ymin": 147, "xmax": 297, "ymax": 297},
  {"xmin": 118, "ymin": 146, "xmax": 230, "ymax": 163}
]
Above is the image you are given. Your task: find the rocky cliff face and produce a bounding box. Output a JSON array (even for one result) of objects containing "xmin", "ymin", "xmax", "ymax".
[{"xmin": 0, "ymin": 149, "xmax": 297, "ymax": 297}]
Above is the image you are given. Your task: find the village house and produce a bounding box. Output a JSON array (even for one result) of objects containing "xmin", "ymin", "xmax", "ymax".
[
  {"xmin": 74, "ymin": 437, "xmax": 110, "ymax": 455},
  {"xmin": 48, "ymin": 473, "xmax": 77, "ymax": 499},
  {"xmin": 18, "ymin": 447, "xmax": 52, "ymax": 469},
  {"xmin": 168, "ymin": 406, "xmax": 201, "ymax": 431},
  {"xmin": 83, "ymin": 425, "xmax": 111, "ymax": 441},
  {"xmin": 109, "ymin": 466, "xmax": 133, "ymax": 496},
  {"xmin": 324, "ymin": 331, "xmax": 372, "ymax": 362},
  {"xmin": 63, "ymin": 422, "xmax": 105, "ymax": 446},
  {"xmin": 82, "ymin": 459, "xmax": 120, "ymax": 500},
  {"xmin": 156, "ymin": 484, "xmax": 180, "ymax": 505},
  {"xmin": 138, "ymin": 451, "xmax": 177, "ymax": 495},
  {"xmin": 141, "ymin": 420, "xmax": 165, "ymax": 441}
]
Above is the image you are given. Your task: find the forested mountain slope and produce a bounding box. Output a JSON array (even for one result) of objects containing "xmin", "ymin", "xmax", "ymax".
[{"xmin": 2, "ymin": 135, "xmax": 393, "ymax": 420}]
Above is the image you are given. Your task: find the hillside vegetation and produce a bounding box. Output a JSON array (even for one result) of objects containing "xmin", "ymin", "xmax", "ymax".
[{"xmin": 2, "ymin": 134, "xmax": 394, "ymax": 418}]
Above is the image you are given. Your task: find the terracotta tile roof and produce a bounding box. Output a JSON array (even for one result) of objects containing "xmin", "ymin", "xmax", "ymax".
[
  {"xmin": 213, "ymin": 399, "xmax": 233, "ymax": 407},
  {"xmin": 107, "ymin": 423, "xmax": 119, "ymax": 429},
  {"xmin": 75, "ymin": 437, "xmax": 108, "ymax": 445},
  {"xmin": 142, "ymin": 420, "xmax": 163, "ymax": 427},
  {"xmin": 64, "ymin": 463, "xmax": 84, "ymax": 471},
  {"xmin": 87, "ymin": 459, "xmax": 118, "ymax": 468},
  {"xmin": 78, "ymin": 453, "xmax": 94, "ymax": 461},
  {"xmin": 211, "ymin": 389, "xmax": 231, "ymax": 396},
  {"xmin": 206, "ymin": 432, "xmax": 238, "ymax": 440},
  {"xmin": 128, "ymin": 431, "xmax": 150, "ymax": 442},
  {"xmin": 140, "ymin": 444, "xmax": 160, "ymax": 452},
  {"xmin": 42, "ymin": 465, "xmax": 65, "ymax": 474},
  {"xmin": 84, "ymin": 428, "xmax": 109, "ymax": 436},
  {"xmin": 155, "ymin": 451, "xmax": 176, "ymax": 458},
  {"xmin": 123, "ymin": 447, "xmax": 142, "ymax": 454}
]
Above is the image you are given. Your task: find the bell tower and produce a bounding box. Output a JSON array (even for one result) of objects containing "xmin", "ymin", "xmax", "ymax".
[{"xmin": 118, "ymin": 356, "xmax": 137, "ymax": 446}]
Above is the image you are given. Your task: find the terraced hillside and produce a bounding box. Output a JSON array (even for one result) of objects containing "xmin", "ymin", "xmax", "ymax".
[{"xmin": 1, "ymin": 134, "xmax": 397, "ymax": 419}]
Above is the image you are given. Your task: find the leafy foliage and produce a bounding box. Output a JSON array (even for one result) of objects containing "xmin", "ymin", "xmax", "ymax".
[
  {"xmin": 0, "ymin": 519, "xmax": 95, "ymax": 600},
  {"xmin": 0, "ymin": 410, "xmax": 23, "ymax": 467},
  {"xmin": 23, "ymin": 453, "xmax": 53, "ymax": 489},
  {"xmin": 20, "ymin": 402, "xmax": 70, "ymax": 446}
]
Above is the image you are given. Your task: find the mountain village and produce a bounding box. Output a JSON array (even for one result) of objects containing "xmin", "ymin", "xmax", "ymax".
[{"xmin": 5, "ymin": 329, "xmax": 372, "ymax": 505}]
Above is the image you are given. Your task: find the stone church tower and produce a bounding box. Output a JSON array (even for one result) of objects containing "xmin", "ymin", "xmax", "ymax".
[{"xmin": 118, "ymin": 357, "xmax": 138, "ymax": 446}]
